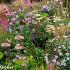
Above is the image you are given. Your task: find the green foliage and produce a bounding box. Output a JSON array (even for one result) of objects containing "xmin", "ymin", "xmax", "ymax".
[
  {"xmin": 17, "ymin": 12, "xmax": 25, "ymax": 19},
  {"xmin": 0, "ymin": 52, "xmax": 4, "ymax": 60}
]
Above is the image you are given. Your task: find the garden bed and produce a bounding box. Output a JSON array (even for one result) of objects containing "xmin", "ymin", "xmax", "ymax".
[{"xmin": 0, "ymin": 0, "xmax": 70, "ymax": 70}]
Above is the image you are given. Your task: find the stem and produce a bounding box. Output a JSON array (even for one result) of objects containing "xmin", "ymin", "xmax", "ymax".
[{"xmin": 66, "ymin": 0, "xmax": 68, "ymax": 18}]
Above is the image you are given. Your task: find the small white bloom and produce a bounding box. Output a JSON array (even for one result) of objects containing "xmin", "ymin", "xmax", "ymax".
[
  {"xmin": 39, "ymin": 17, "xmax": 43, "ymax": 20},
  {"xmin": 66, "ymin": 53, "xmax": 69, "ymax": 56},
  {"xmin": 47, "ymin": 1, "xmax": 49, "ymax": 4},
  {"xmin": 68, "ymin": 23, "xmax": 70, "ymax": 26},
  {"xmin": 60, "ymin": 2, "xmax": 62, "ymax": 5},
  {"xmin": 53, "ymin": 48, "xmax": 57, "ymax": 51},
  {"xmin": 59, "ymin": 52, "xmax": 63, "ymax": 56},
  {"xmin": 35, "ymin": 14, "xmax": 40, "ymax": 17},
  {"xmin": 58, "ymin": 46, "xmax": 61, "ymax": 49},
  {"xmin": 66, "ymin": 57, "xmax": 69, "ymax": 60},
  {"xmin": 68, "ymin": 46, "xmax": 70, "ymax": 49},
  {"xmin": 19, "ymin": 57, "xmax": 22, "ymax": 59},
  {"xmin": 32, "ymin": 29, "xmax": 35, "ymax": 33},
  {"xmin": 55, "ymin": 55, "xmax": 58, "ymax": 59},
  {"xmin": 16, "ymin": 15, "xmax": 19, "ymax": 18},
  {"xmin": 57, "ymin": 61, "xmax": 60, "ymax": 65},
  {"xmin": 62, "ymin": 45, "xmax": 66, "ymax": 49},
  {"xmin": 57, "ymin": 27, "xmax": 60, "ymax": 29},
  {"xmin": 13, "ymin": 58, "xmax": 17, "ymax": 62},
  {"xmin": 45, "ymin": 54, "xmax": 49, "ymax": 64},
  {"xmin": 59, "ymin": 24, "xmax": 64, "ymax": 26},
  {"xmin": 62, "ymin": 45, "xmax": 64, "ymax": 47},
  {"xmin": 58, "ymin": 49, "xmax": 61, "ymax": 52},
  {"xmin": 63, "ymin": 35, "xmax": 68, "ymax": 38},
  {"xmin": 61, "ymin": 60, "xmax": 66, "ymax": 66},
  {"xmin": 63, "ymin": 63, "xmax": 66, "ymax": 66}
]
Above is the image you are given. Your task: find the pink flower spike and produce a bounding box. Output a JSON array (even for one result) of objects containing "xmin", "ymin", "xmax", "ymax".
[
  {"xmin": 24, "ymin": 0, "xmax": 32, "ymax": 8},
  {"xmin": 0, "ymin": 17, "xmax": 8, "ymax": 32}
]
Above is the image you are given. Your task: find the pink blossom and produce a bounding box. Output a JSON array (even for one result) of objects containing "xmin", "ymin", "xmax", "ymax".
[
  {"xmin": 0, "ymin": 17, "xmax": 8, "ymax": 31},
  {"xmin": 1, "ymin": 43, "xmax": 11, "ymax": 48},
  {"xmin": 24, "ymin": 0, "xmax": 32, "ymax": 8},
  {"xmin": 15, "ymin": 44, "xmax": 23, "ymax": 50},
  {"xmin": 15, "ymin": 35, "xmax": 24, "ymax": 40}
]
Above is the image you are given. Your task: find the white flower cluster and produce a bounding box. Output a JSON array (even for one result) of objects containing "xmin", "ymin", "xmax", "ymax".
[
  {"xmin": 45, "ymin": 54, "xmax": 49, "ymax": 64},
  {"xmin": 56, "ymin": 44, "xmax": 70, "ymax": 66},
  {"xmin": 57, "ymin": 59, "xmax": 66, "ymax": 66},
  {"xmin": 45, "ymin": 43, "xmax": 70, "ymax": 67}
]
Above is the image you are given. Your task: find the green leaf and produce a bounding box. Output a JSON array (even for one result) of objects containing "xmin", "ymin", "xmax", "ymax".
[
  {"xmin": 0, "ymin": 52, "xmax": 4, "ymax": 60},
  {"xmin": 41, "ymin": 64, "xmax": 45, "ymax": 70}
]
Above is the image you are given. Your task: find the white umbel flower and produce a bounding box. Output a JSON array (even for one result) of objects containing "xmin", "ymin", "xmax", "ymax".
[{"xmin": 45, "ymin": 54, "xmax": 49, "ymax": 64}]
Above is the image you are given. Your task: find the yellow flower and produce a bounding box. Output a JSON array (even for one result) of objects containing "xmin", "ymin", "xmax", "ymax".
[{"xmin": 46, "ymin": 25, "xmax": 55, "ymax": 33}]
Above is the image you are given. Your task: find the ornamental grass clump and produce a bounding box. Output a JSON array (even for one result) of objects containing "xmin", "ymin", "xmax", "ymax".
[
  {"xmin": 55, "ymin": 24, "xmax": 66, "ymax": 37},
  {"xmin": 46, "ymin": 24, "xmax": 67, "ymax": 38}
]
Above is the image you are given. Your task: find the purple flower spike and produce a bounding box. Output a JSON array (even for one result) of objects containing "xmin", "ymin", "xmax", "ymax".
[{"xmin": 42, "ymin": 6, "xmax": 49, "ymax": 12}]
